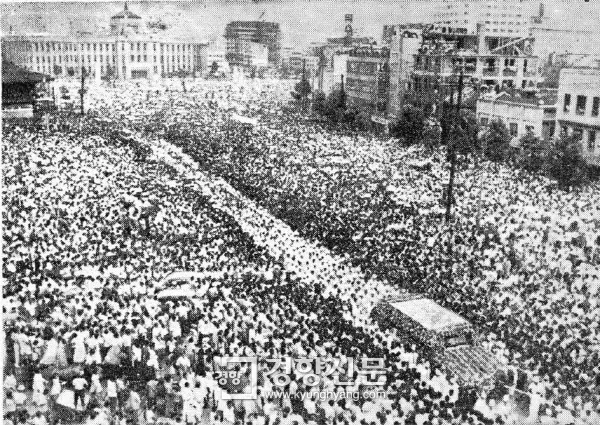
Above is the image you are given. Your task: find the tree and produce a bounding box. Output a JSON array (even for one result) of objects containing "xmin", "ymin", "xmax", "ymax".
[
  {"xmin": 439, "ymin": 99, "xmax": 453, "ymax": 146},
  {"xmin": 540, "ymin": 59, "xmax": 564, "ymax": 89},
  {"xmin": 404, "ymin": 89, "xmax": 437, "ymax": 116},
  {"xmin": 209, "ymin": 61, "xmax": 219, "ymax": 76},
  {"xmin": 53, "ymin": 64, "xmax": 62, "ymax": 76},
  {"xmin": 291, "ymin": 78, "xmax": 312, "ymax": 112},
  {"xmin": 423, "ymin": 124, "xmax": 441, "ymax": 154},
  {"xmin": 451, "ymin": 110, "xmax": 480, "ymax": 159},
  {"xmin": 481, "ymin": 119, "xmax": 511, "ymax": 163},
  {"xmin": 545, "ymin": 133, "xmax": 589, "ymax": 189},
  {"xmin": 390, "ymin": 105, "xmax": 426, "ymax": 145},
  {"xmin": 320, "ymin": 89, "xmax": 348, "ymax": 123},
  {"xmin": 354, "ymin": 110, "xmax": 372, "ymax": 131},
  {"xmin": 312, "ymin": 90, "xmax": 327, "ymax": 116},
  {"xmin": 518, "ymin": 131, "xmax": 546, "ymax": 173}
]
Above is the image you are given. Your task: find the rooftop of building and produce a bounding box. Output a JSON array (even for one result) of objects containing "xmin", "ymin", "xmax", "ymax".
[
  {"xmin": 348, "ymin": 46, "xmax": 390, "ymax": 58},
  {"xmin": 479, "ymin": 89, "xmax": 558, "ymax": 107},
  {"xmin": 2, "ymin": 60, "xmax": 52, "ymax": 84},
  {"xmin": 225, "ymin": 21, "xmax": 280, "ymax": 29},
  {"xmin": 326, "ymin": 36, "xmax": 374, "ymax": 45},
  {"xmin": 111, "ymin": 3, "xmax": 141, "ymax": 20}
]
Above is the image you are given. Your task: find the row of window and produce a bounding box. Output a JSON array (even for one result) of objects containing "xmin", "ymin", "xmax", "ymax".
[
  {"xmin": 479, "ymin": 117, "xmax": 597, "ymax": 152},
  {"xmin": 27, "ymin": 52, "xmax": 192, "ymax": 65},
  {"xmin": 31, "ymin": 41, "xmax": 194, "ymax": 54},
  {"xmin": 414, "ymin": 56, "xmax": 530, "ymax": 74},
  {"xmin": 32, "ymin": 61, "xmax": 191, "ymax": 76},
  {"xmin": 347, "ymin": 61, "xmax": 389, "ymax": 75},
  {"xmin": 563, "ymin": 94, "xmax": 600, "ymax": 117},
  {"xmin": 480, "ymin": 118, "xmax": 523, "ymax": 137}
]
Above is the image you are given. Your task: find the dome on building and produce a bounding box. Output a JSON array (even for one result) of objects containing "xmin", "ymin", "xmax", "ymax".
[
  {"xmin": 111, "ymin": 3, "xmax": 141, "ymax": 20},
  {"xmin": 110, "ymin": 3, "xmax": 143, "ymax": 35}
]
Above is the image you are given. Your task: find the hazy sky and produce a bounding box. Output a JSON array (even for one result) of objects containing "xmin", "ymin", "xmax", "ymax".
[{"xmin": 1, "ymin": 0, "xmax": 598, "ymax": 48}]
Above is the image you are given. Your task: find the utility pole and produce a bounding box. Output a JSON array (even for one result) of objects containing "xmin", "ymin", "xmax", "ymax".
[
  {"xmin": 438, "ymin": 54, "xmax": 448, "ymax": 145},
  {"xmin": 339, "ymin": 74, "xmax": 346, "ymax": 109},
  {"xmin": 301, "ymin": 58, "xmax": 307, "ymax": 112},
  {"xmin": 445, "ymin": 70, "xmax": 463, "ymax": 224},
  {"xmin": 80, "ymin": 63, "xmax": 86, "ymax": 116}
]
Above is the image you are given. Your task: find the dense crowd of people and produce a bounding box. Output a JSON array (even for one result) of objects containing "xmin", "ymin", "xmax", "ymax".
[{"xmin": 3, "ymin": 76, "xmax": 599, "ymax": 425}]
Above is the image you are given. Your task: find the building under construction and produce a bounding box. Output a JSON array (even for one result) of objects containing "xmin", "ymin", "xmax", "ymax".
[
  {"xmin": 224, "ymin": 21, "xmax": 281, "ymax": 68},
  {"xmin": 411, "ymin": 0, "xmax": 539, "ymax": 110}
]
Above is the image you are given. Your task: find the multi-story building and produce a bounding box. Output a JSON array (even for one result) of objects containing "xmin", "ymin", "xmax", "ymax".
[
  {"xmin": 433, "ymin": 0, "xmax": 530, "ymax": 37},
  {"xmin": 224, "ymin": 21, "xmax": 281, "ymax": 68},
  {"xmin": 303, "ymin": 55, "xmax": 320, "ymax": 77},
  {"xmin": 530, "ymin": 2, "xmax": 600, "ymax": 61},
  {"xmin": 476, "ymin": 90, "xmax": 557, "ymax": 143},
  {"xmin": 287, "ymin": 51, "xmax": 304, "ymax": 75},
  {"xmin": 226, "ymin": 39, "xmax": 269, "ymax": 69},
  {"xmin": 1, "ymin": 4, "xmax": 208, "ymax": 80},
  {"xmin": 382, "ymin": 23, "xmax": 426, "ymax": 46},
  {"xmin": 315, "ymin": 53, "xmax": 349, "ymax": 95},
  {"xmin": 280, "ymin": 46, "xmax": 294, "ymax": 69},
  {"xmin": 388, "ymin": 27, "xmax": 422, "ymax": 117},
  {"xmin": 247, "ymin": 42, "xmax": 269, "ymax": 68},
  {"xmin": 311, "ymin": 35, "xmax": 369, "ymax": 92},
  {"xmin": 346, "ymin": 46, "xmax": 390, "ymax": 126},
  {"xmin": 286, "ymin": 52, "xmax": 319, "ymax": 77},
  {"xmin": 206, "ymin": 39, "xmax": 229, "ymax": 75},
  {"xmin": 412, "ymin": 0, "xmax": 538, "ymax": 108},
  {"xmin": 556, "ymin": 67, "xmax": 600, "ymax": 166}
]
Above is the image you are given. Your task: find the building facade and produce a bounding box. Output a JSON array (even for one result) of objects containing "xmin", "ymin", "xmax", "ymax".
[
  {"xmin": 382, "ymin": 23, "xmax": 426, "ymax": 46},
  {"xmin": 224, "ymin": 21, "xmax": 281, "ymax": 68},
  {"xmin": 556, "ymin": 67, "xmax": 600, "ymax": 166},
  {"xmin": 412, "ymin": 26, "xmax": 538, "ymax": 93},
  {"xmin": 388, "ymin": 28, "xmax": 422, "ymax": 117},
  {"xmin": 1, "ymin": 4, "xmax": 208, "ymax": 80},
  {"xmin": 433, "ymin": 0, "xmax": 530, "ymax": 37},
  {"xmin": 412, "ymin": 0, "xmax": 538, "ymax": 110},
  {"xmin": 315, "ymin": 53, "xmax": 349, "ymax": 95},
  {"xmin": 346, "ymin": 47, "xmax": 390, "ymax": 118},
  {"xmin": 476, "ymin": 91, "xmax": 557, "ymax": 143}
]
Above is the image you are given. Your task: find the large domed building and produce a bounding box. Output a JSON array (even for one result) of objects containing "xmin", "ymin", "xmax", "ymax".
[
  {"xmin": 110, "ymin": 3, "xmax": 143, "ymax": 36},
  {"xmin": 2, "ymin": 3, "xmax": 207, "ymax": 80}
]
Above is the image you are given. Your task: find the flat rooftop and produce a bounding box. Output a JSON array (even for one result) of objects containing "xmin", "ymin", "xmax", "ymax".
[{"xmin": 390, "ymin": 298, "xmax": 470, "ymax": 332}]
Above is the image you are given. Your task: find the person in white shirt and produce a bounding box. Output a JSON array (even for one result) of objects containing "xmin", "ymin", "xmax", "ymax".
[
  {"xmin": 72, "ymin": 372, "xmax": 88, "ymax": 410},
  {"xmin": 13, "ymin": 385, "xmax": 27, "ymax": 410},
  {"xmin": 31, "ymin": 412, "xmax": 47, "ymax": 425},
  {"xmin": 106, "ymin": 379, "xmax": 118, "ymax": 413},
  {"xmin": 180, "ymin": 381, "xmax": 194, "ymax": 425},
  {"xmin": 175, "ymin": 354, "xmax": 191, "ymax": 375},
  {"xmin": 4, "ymin": 372, "xmax": 17, "ymax": 392}
]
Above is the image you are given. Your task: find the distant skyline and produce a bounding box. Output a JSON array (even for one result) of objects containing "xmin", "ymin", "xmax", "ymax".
[{"xmin": 1, "ymin": 0, "xmax": 599, "ymax": 49}]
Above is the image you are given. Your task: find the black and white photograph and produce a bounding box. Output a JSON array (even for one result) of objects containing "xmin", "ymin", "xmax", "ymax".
[{"xmin": 2, "ymin": 0, "xmax": 600, "ymax": 424}]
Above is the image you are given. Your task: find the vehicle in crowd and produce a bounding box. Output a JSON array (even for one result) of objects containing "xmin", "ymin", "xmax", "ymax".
[{"xmin": 371, "ymin": 293, "xmax": 501, "ymax": 385}]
